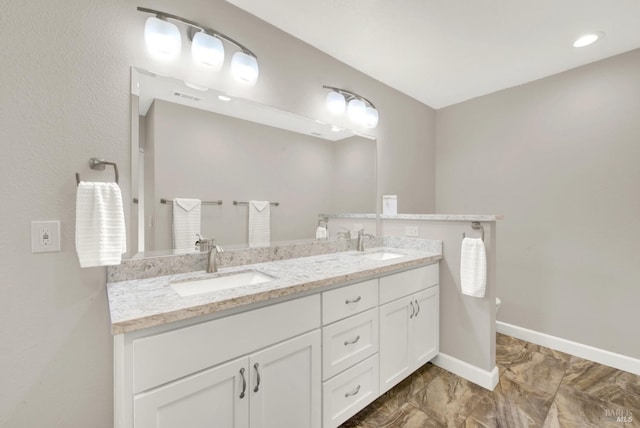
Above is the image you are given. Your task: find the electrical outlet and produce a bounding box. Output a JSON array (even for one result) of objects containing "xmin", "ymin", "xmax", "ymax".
[
  {"xmin": 405, "ymin": 226, "xmax": 419, "ymax": 237},
  {"xmin": 31, "ymin": 221, "xmax": 61, "ymax": 253}
]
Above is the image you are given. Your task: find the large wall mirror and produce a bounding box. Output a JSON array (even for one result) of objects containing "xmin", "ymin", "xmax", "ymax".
[{"xmin": 130, "ymin": 67, "xmax": 377, "ymax": 257}]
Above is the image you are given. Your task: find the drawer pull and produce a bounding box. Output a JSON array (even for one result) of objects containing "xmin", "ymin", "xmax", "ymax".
[
  {"xmin": 415, "ymin": 299, "xmax": 421, "ymax": 317},
  {"xmin": 345, "ymin": 296, "xmax": 362, "ymax": 304},
  {"xmin": 253, "ymin": 363, "xmax": 261, "ymax": 393},
  {"xmin": 345, "ymin": 384, "xmax": 361, "ymax": 398},
  {"xmin": 239, "ymin": 368, "xmax": 247, "ymax": 399},
  {"xmin": 344, "ymin": 335, "xmax": 361, "ymax": 346},
  {"xmin": 409, "ymin": 300, "xmax": 416, "ymax": 318}
]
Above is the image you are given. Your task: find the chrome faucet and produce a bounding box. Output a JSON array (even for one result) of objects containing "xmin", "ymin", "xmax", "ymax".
[
  {"xmin": 356, "ymin": 229, "xmax": 375, "ymax": 252},
  {"xmin": 196, "ymin": 234, "xmax": 224, "ymax": 273}
]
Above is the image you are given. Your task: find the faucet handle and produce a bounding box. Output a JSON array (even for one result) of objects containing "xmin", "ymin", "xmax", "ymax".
[{"xmin": 337, "ymin": 229, "xmax": 351, "ymax": 240}]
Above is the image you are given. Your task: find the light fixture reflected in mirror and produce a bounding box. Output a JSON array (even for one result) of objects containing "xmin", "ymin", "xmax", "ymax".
[
  {"xmin": 347, "ymin": 99, "xmax": 366, "ymax": 123},
  {"xmin": 231, "ymin": 52, "xmax": 259, "ymax": 85},
  {"xmin": 138, "ymin": 7, "xmax": 259, "ymax": 85},
  {"xmin": 323, "ymin": 85, "xmax": 378, "ymax": 128},
  {"xmin": 326, "ymin": 91, "xmax": 346, "ymax": 114}
]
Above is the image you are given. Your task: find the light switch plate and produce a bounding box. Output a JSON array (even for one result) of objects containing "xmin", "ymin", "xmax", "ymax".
[
  {"xmin": 31, "ymin": 221, "xmax": 61, "ymax": 253},
  {"xmin": 405, "ymin": 226, "xmax": 419, "ymax": 237}
]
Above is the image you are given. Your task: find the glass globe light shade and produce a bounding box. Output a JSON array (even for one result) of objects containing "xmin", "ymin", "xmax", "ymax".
[
  {"xmin": 363, "ymin": 106, "xmax": 379, "ymax": 128},
  {"xmin": 326, "ymin": 91, "xmax": 346, "ymax": 114},
  {"xmin": 230, "ymin": 52, "xmax": 259, "ymax": 85},
  {"xmin": 347, "ymin": 99, "xmax": 366, "ymax": 123},
  {"xmin": 144, "ymin": 16, "xmax": 181, "ymax": 58},
  {"xmin": 191, "ymin": 32, "xmax": 224, "ymax": 70}
]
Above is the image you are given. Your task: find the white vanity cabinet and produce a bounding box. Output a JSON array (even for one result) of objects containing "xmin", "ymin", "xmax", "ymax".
[
  {"xmin": 133, "ymin": 331, "xmax": 320, "ymax": 428},
  {"xmin": 321, "ymin": 279, "xmax": 380, "ymax": 428},
  {"xmin": 379, "ymin": 265, "xmax": 439, "ymax": 394},
  {"xmin": 115, "ymin": 295, "xmax": 321, "ymax": 428},
  {"xmin": 115, "ymin": 261, "xmax": 440, "ymax": 428},
  {"xmin": 134, "ymin": 356, "xmax": 249, "ymax": 428}
]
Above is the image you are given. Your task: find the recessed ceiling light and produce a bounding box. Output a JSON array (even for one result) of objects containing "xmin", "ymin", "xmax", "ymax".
[
  {"xmin": 218, "ymin": 95, "xmax": 232, "ymax": 101},
  {"xmin": 331, "ymin": 125, "xmax": 342, "ymax": 132},
  {"xmin": 573, "ymin": 32, "xmax": 603, "ymax": 48}
]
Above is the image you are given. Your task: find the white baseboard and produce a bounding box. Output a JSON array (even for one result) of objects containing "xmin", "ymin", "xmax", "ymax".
[
  {"xmin": 496, "ymin": 321, "xmax": 640, "ymax": 376},
  {"xmin": 431, "ymin": 353, "xmax": 499, "ymax": 391}
]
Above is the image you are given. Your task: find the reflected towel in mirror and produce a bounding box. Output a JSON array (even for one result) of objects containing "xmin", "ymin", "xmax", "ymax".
[
  {"xmin": 249, "ymin": 200, "xmax": 270, "ymax": 248},
  {"xmin": 172, "ymin": 198, "xmax": 201, "ymax": 251}
]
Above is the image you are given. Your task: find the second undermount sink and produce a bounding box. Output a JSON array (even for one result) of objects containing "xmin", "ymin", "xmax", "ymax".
[
  {"xmin": 171, "ymin": 270, "xmax": 275, "ymax": 297},
  {"xmin": 360, "ymin": 251, "xmax": 405, "ymax": 261}
]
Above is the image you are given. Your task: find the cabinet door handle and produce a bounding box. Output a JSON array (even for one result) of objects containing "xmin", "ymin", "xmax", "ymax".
[
  {"xmin": 344, "ymin": 335, "xmax": 361, "ymax": 346},
  {"xmin": 239, "ymin": 368, "xmax": 247, "ymax": 399},
  {"xmin": 345, "ymin": 384, "xmax": 361, "ymax": 398},
  {"xmin": 345, "ymin": 296, "xmax": 362, "ymax": 304},
  {"xmin": 415, "ymin": 299, "xmax": 420, "ymax": 317},
  {"xmin": 409, "ymin": 300, "xmax": 415, "ymax": 318},
  {"xmin": 253, "ymin": 363, "xmax": 261, "ymax": 393}
]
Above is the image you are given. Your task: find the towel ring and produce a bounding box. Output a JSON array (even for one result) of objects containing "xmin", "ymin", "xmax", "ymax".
[
  {"xmin": 76, "ymin": 158, "xmax": 119, "ymax": 186},
  {"xmin": 462, "ymin": 221, "xmax": 484, "ymax": 241}
]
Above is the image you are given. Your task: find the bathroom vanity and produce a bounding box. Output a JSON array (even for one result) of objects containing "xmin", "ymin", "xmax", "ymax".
[{"xmin": 108, "ymin": 245, "xmax": 441, "ymax": 428}]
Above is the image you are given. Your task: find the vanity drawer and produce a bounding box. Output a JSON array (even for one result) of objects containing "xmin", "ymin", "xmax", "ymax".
[
  {"xmin": 322, "ymin": 279, "xmax": 378, "ymax": 325},
  {"xmin": 322, "ymin": 308, "xmax": 378, "ymax": 380},
  {"xmin": 322, "ymin": 354, "xmax": 379, "ymax": 428},
  {"xmin": 132, "ymin": 294, "xmax": 320, "ymax": 394},
  {"xmin": 379, "ymin": 264, "xmax": 439, "ymax": 305}
]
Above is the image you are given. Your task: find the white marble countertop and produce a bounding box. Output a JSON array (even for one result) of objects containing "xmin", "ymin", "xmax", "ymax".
[{"xmin": 107, "ymin": 246, "xmax": 441, "ymax": 335}]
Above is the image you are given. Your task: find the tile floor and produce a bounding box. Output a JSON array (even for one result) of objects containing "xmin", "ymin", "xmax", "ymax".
[{"xmin": 340, "ymin": 333, "xmax": 640, "ymax": 427}]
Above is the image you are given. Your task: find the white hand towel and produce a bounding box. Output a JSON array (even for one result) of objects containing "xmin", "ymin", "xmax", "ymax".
[
  {"xmin": 172, "ymin": 198, "xmax": 201, "ymax": 251},
  {"xmin": 316, "ymin": 226, "xmax": 327, "ymax": 239},
  {"xmin": 460, "ymin": 237, "xmax": 487, "ymax": 297},
  {"xmin": 249, "ymin": 200, "xmax": 270, "ymax": 248},
  {"xmin": 75, "ymin": 182, "xmax": 126, "ymax": 268}
]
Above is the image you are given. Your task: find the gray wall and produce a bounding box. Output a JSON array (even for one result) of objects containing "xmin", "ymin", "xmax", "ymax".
[
  {"xmin": 383, "ymin": 221, "xmax": 497, "ymax": 372},
  {"xmin": 0, "ymin": 0, "xmax": 435, "ymax": 426},
  {"xmin": 147, "ymin": 99, "xmax": 375, "ymax": 249},
  {"xmin": 436, "ymin": 49, "xmax": 640, "ymax": 359}
]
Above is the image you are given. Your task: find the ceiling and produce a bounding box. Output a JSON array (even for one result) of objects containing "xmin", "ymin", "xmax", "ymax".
[{"xmin": 226, "ymin": 0, "xmax": 640, "ymax": 108}]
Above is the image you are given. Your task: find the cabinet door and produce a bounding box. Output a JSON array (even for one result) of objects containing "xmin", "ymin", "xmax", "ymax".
[
  {"xmin": 411, "ymin": 286, "xmax": 439, "ymax": 367},
  {"xmin": 134, "ymin": 356, "xmax": 249, "ymax": 428},
  {"xmin": 249, "ymin": 330, "xmax": 321, "ymax": 428},
  {"xmin": 378, "ymin": 295, "xmax": 413, "ymax": 394}
]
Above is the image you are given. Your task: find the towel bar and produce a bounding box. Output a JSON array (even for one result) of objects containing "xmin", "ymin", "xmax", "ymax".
[
  {"xmin": 233, "ymin": 200, "xmax": 280, "ymax": 206},
  {"xmin": 75, "ymin": 158, "xmax": 119, "ymax": 186},
  {"xmin": 462, "ymin": 221, "xmax": 484, "ymax": 241},
  {"xmin": 161, "ymin": 198, "xmax": 223, "ymax": 205}
]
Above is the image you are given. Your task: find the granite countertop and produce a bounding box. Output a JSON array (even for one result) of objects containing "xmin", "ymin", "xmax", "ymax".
[
  {"xmin": 322, "ymin": 213, "xmax": 503, "ymax": 221},
  {"xmin": 107, "ymin": 246, "xmax": 442, "ymax": 335}
]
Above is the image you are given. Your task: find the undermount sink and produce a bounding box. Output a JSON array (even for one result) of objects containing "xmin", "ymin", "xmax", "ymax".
[
  {"xmin": 360, "ymin": 251, "xmax": 405, "ymax": 261},
  {"xmin": 171, "ymin": 270, "xmax": 275, "ymax": 297}
]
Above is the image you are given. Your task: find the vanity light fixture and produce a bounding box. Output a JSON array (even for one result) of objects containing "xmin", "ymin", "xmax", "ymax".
[
  {"xmin": 144, "ymin": 16, "xmax": 182, "ymax": 59},
  {"xmin": 323, "ymin": 85, "xmax": 379, "ymax": 129},
  {"xmin": 138, "ymin": 7, "xmax": 259, "ymax": 85}
]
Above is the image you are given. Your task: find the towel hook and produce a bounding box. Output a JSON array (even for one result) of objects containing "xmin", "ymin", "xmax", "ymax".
[
  {"xmin": 76, "ymin": 158, "xmax": 119, "ymax": 186},
  {"xmin": 462, "ymin": 221, "xmax": 484, "ymax": 241}
]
